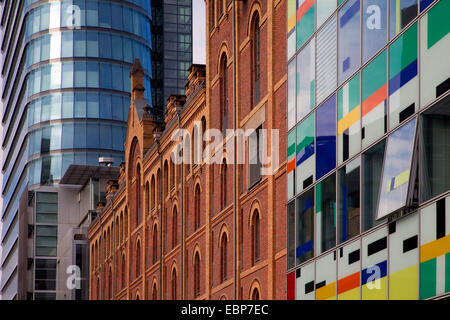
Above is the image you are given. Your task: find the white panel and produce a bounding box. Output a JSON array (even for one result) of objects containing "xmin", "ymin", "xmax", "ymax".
[
  {"xmin": 389, "ymin": 213, "xmax": 418, "ymax": 274},
  {"xmin": 316, "ymin": 251, "xmax": 337, "ymax": 287},
  {"xmin": 338, "ymin": 239, "xmax": 361, "ymax": 279},
  {"xmin": 362, "ymin": 226, "xmax": 388, "ymax": 269},
  {"xmin": 295, "ymin": 261, "xmax": 315, "ymax": 300},
  {"xmin": 420, "ymin": 202, "xmax": 436, "ymax": 245}
]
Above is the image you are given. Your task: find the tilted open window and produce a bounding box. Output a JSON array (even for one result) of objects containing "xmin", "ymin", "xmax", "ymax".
[{"xmin": 376, "ymin": 117, "xmax": 418, "ymax": 220}]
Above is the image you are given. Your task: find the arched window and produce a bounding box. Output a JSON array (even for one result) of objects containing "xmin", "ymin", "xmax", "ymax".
[
  {"xmin": 210, "ymin": 0, "xmax": 215, "ymax": 30},
  {"xmin": 218, "ymin": 0, "xmax": 224, "ymax": 18},
  {"xmin": 91, "ymin": 245, "xmax": 94, "ymax": 271},
  {"xmin": 201, "ymin": 116, "xmax": 207, "ymax": 155},
  {"xmin": 145, "ymin": 180, "xmax": 150, "ymax": 213},
  {"xmin": 193, "ymin": 125, "xmax": 201, "ymax": 165},
  {"xmin": 136, "ymin": 240, "xmax": 141, "ymax": 277},
  {"xmin": 116, "ymin": 216, "xmax": 119, "ymax": 246},
  {"xmin": 220, "ymin": 232, "xmax": 228, "ymax": 283},
  {"xmin": 251, "ymin": 288, "xmax": 260, "ymax": 300},
  {"xmin": 172, "ymin": 206, "xmax": 178, "ymax": 248},
  {"xmin": 194, "ymin": 252, "xmax": 200, "ymax": 297},
  {"xmin": 252, "ymin": 14, "xmax": 261, "ymax": 106},
  {"xmin": 121, "ymin": 254, "xmax": 126, "ymax": 289},
  {"xmin": 220, "ymin": 55, "xmax": 228, "ymax": 133},
  {"xmin": 103, "ymin": 231, "xmax": 106, "ymax": 258},
  {"xmin": 152, "ymin": 224, "xmax": 158, "ymax": 264},
  {"xmin": 120, "ymin": 211, "xmax": 123, "ymax": 242},
  {"xmin": 152, "ymin": 283, "xmax": 158, "ymax": 300},
  {"xmin": 170, "ymin": 156, "xmax": 175, "ymax": 189},
  {"xmin": 97, "ymin": 277, "xmax": 100, "ymax": 300},
  {"xmin": 157, "ymin": 168, "xmax": 161, "ymax": 202},
  {"xmin": 252, "ymin": 210, "xmax": 260, "ymax": 265},
  {"xmin": 194, "ymin": 184, "xmax": 201, "ymax": 230},
  {"xmin": 107, "ymin": 228, "xmax": 110, "ymax": 256},
  {"xmin": 136, "ymin": 293, "xmax": 140, "ymax": 300},
  {"xmin": 164, "ymin": 160, "xmax": 169, "ymax": 198},
  {"xmin": 221, "ymin": 161, "xmax": 227, "ymax": 209},
  {"xmin": 109, "ymin": 267, "xmax": 112, "ymax": 299},
  {"xmin": 136, "ymin": 164, "xmax": 142, "ymax": 226},
  {"xmin": 124, "ymin": 207, "xmax": 128, "ymax": 238},
  {"xmin": 151, "ymin": 175, "xmax": 156, "ymax": 209},
  {"xmin": 171, "ymin": 268, "xmax": 177, "ymax": 300}
]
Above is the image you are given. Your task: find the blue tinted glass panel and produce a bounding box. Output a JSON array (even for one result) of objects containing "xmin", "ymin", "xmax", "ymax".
[
  {"xmin": 316, "ymin": 94, "xmax": 337, "ymax": 179},
  {"xmin": 362, "ymin": 0, "xmax": 388, "ymax": 63}
]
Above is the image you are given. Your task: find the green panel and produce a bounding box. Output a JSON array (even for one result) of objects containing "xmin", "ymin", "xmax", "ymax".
[
  {"xmin": 389, "ymin": 23, "xmax": 418, "ymax": 79},
  {"xmin": 296, "ymin": 113, "xmax": 315, "ymax": 151},
  {"xmin": 296, "ymin": 5, "xmax": 315, "ymax": 50},
  {"xmin": 362, "ymin": 50, "xmax": 387, "ymax": 101},
  {"xmin": 427, "ymin": 0, "xmax": 450, "ymax": 49},
  {"xmin": 316, "ymin": 181, "xmax": 322, "ymax": 213},
  {"xmin": 420, "ymin": 258, "xmax": 436, "ymax": 300},
  {"xmin": 287, "ymin": 130, "xmax": 296, "ymax": 158},
  {"xmin": 310, "ymin": 79, "xmax": 315, "ymax": 110},
  {"xmin": 446, "ymin": 253, "xmax": 450, "ymax": 293}
]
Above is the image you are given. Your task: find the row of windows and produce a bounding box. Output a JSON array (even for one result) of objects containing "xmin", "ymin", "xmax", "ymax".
[
  {"xmin": 25, "ymin": 0, "xmax": 152, "ymax": 13},
  {"xmin": 287, "ymin": 97, "xmax": 450, "ymax": 270},
  {"xmin": 26, "ymin": 61, "xmax": 152, "ymax": 101},
  {"xmin": 287, "ymin": 194, "xmax": 450, "ymax": 300},
  {"xmin": 25, "ymin": 30, "xmax": 152, "ymax": 72},
  {"xmin": 27, "ymin": 92, "xmax": 130, "ymax": 128},
  {"xmin": 25, "ymin": 0, "xmax": 151, "ymax": 41},
  {"xmin": 28, "ymin": 122, "xmax": 127, "ymax": 157},
  {"xmin": 28, "ymin": 151, "xmax": 124, "ymax": 185},
  {"xmin": 288, "ymin": 0, "xmax": 449, "ymax": 132}
]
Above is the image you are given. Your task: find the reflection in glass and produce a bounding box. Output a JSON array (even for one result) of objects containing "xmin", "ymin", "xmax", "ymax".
[
  {"xmin": 389, "ymin": 0, "xmax": 417, "ymax": 39},
  {"xmin": 296, "ymin": 113, "xmax": 315, "ymax": 193},
  {"xmin": 338, "ymin": 0, "xmax": 361, "ymax": 85},
  {"xmin": 296, "ymin": 188, "xmax": 314, "ymax": 264},
  {"xmin": 296, "ymin": 40, "xmax": 315, "ymax": 122},
  {"xmin": 421, "ymin": 96, "xmax": 450, "ymax": 202},
  {"xmin": 362, "ymin": 50, "xmax": 387, "ymax": 148},
  {"xmin": 338, "ymin": 73, "xmax": 361, "ymax": 164},
  {"xmin": 287, "ymin": 59, "xmax": 296, "ymax": 130},
  {"xmin": 362, "ymin": 139, "xmax": 385, "ymax": 231},
  {"xmin": 296, "ymin": 0, "xmax": 315, "ymax": 50},
  {"xmin": 377, "ymin": 118, "xmax": 416, "ymax": 219},
  {"xmin": 316, "ymin": 94, "xmax": 336, "ymax": 180},
  {"xmin": 315, "ymin": 173, "xmax": 336, "ymax": 255},
  {"xmin": 389, "ymin": 23, "xmax": 418, "ymax": 129},
  {"xmin": 362, "ymin": 0, "xmax": 387, "ymax": 63},
  {"xmin": 338, "ymin": 157, "xmax": 360, "ymax": 243},
  {"xmin": 317, "ymin": 0, "xmax": 337, "ymax": 28}
]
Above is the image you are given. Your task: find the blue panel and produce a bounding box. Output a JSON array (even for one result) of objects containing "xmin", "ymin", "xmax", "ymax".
[
  {"xmin": 296, "ymin": 240, "xmax": 314, "ymax": 258},
  {"xmin": 420, "ymin": 0, "xmax": 435, "ymax": 12},
  {"xmin": 388, "ymin": 59, "xmax": 418, "ymax": 95},
  {"xmin": 361, "ymin": 260, "xmax": 388, "ymax": 285},
  {"xmin": 316, "ymin": 94, "xmax": 337, "ymax": 179},
  {"xmin": 340, "ymin": 0, "xmax": 360, "ymax": 27}
]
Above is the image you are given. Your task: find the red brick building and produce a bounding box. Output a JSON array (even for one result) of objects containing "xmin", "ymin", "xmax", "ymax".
[{"xmin": 88, "ymin": 0, "xmax": 287, "ymax": 300}]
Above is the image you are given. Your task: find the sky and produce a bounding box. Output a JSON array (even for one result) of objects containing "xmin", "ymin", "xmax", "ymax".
[{"xmin": 193, "ymin": 0, "xmax": 206, "ymax": 64}]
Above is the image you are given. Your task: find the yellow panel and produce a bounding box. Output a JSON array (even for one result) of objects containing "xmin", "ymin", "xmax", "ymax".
[
  {"xmin": 337, "ymin": 105, "xmax": 361, "ymax": 135},
  {"xmin": 393, "ymin": 169, "xmax": 410, "ymax": 189},
  {"xmin": 316, "ymin": 282, "xmax": 336, "ymax": 300},
  {"xmin": 338, "ymin": 287, "xmax": 360, "ymax": 300},
  {"xmin": 420, "ymin": 234, "xmax": 450, "ymax": 263},
  {"xmin": 389, "ymin": 265, "xmax": 418, "ymax": 300},
  {"xmin": 362, "ymin": 277, "xmax": 387, "ymax": 300},
  {"xmin": 288, "ymin": 15, "xmax": 296, "ymax": 33}
]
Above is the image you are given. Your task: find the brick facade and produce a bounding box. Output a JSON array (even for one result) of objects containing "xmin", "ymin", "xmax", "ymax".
[{"xmin": 88, "ymin": 0, "xmax": 287, "ymax": 300}]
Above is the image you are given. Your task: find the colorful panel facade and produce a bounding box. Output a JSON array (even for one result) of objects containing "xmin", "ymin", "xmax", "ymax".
[
  {"xmin": 337, "ymin": 73, "xmax": 361, "ymax": 164},
  {"xmin": 296, "ymin": 0, "xmax": 315, "ymax": 50},
  {"xmin": 389, "ymin": 23, "xmax": 418, "ymax": 128},
  {"xmin": 287, "ymin": 130, "xmax": 296, "ymax": 199},
  {"xmin": 296, "ymin": 40, "xmax": 315, "ymax": 122},
  {"xmin": 362, "ymin": 0, "xmax": 388, "ymax": 63},
  {"xmin": 296, "ymin": 114, "xmax": 315, "ymax": 193},
  {"xmin": 337, "ymin": 240, "xmax": 361, "ymax": 300},
  {"xmin": 295, "ymin": 262, "xmax": 315, "ymax": 300},
  {"xmin": 316, "ymin": 95, "xmax": 336, "ymax": 180},
  {"xmin": 361, "ymin": 50, "xmax": 387, "ymax": 148},
  {"xmin": 420, "ymin": 0, "xmax": 450, "ymax": 107},
  {"xmin": 315, "ymin": 252, "xmax": 337, "ymax": 300}
]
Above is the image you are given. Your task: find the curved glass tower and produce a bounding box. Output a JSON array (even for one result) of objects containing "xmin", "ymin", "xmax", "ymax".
[{"xmin": 0, "ymin": 0, "xmax": 153, "ymax": 299}]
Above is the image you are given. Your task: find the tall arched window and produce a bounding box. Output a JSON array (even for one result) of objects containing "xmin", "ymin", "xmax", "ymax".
[
  {"xmin": 151, "ymin": 175, "xmax": 156, "ymax": 209},
  {"xmin": 152, "ymin": 283, "xmax": 158, "ymax": 300},
  {"xmin": 170, "ymin": 156, "xmax": 175, "ymax": 189},
  {"xmin": 115, "ymin": 217, "xmax": 119, "ymax": 246},
  {"xmin": 91, "ymin": 245, "xmax": 94, "ymax": 271},
  {"xmin": 124, "ymin": 207, "xmax": 128, "ymax": 238},
  {"xmin": 145, "ymin": 181, "xmax": 150, "ymax": 214},
  {"xmin": 194, "ymin": 252, "xmax": 200, "ymax": 297},
  {"xmin": 97, "ymin": 277, "xmax": 100, "ymax": 300},
  {"xmin": 120, "ymin": 211, "xmax": 123, "ymax": 242},
  {"xmin": 108, "ymin": 267, "xmax": 112, "ymax": 299},
  {"xmin": 136, "ymin": 240, "xmax": 141, "ymax": 277},
  {"xmin": 164, "ymin": 160, "xmax": 169, "ymax": 198},
  {"xmin": 194, "ymin": 184, "xmax": 201, "ymax": 230},
  {"xmin": 251, "ymin": 210, "xmax": 260, "ymax": 265},
  {"xmin": 171, "ymin": 268, "xmax": 177, "ymax": 300},
  {"xmin": 157, "ymin": 168, "xmax": 161, "ymax": 202},
  {"xmin": 201, "ymin": 116, "xmax": 207, "ymax": 156},
  {"xmin": 251, "ymin": 288, "xmax": 260, "ymax": 300},
  {"xmin": 121, "ymin": 254, "xmax": 126, "ymax": 289},
  {"xmin": 172, "ymin": 206, "xmax": 178, "ymax": 248},
  {"xmin": 210, "ymin": 0, "xmax": 215, "ymax": 30},
  {"xmin": 220, "ymin": 55, "xmax": 228, "ymax": 133},
  {"xmin": 152, "ymin": 224, "xmax": 158, "ymax": 264},
  {"xmin": 221, "ymin": 161, "xmax": 227, "ymax": 209},
  {"xmin": 218, "ymin": 0, "xmax": 224, "ymax": 18},
  {"xmin": 193, "ymin": 125, "xmax": 201, "ymax": 165},
  {"xmin": 220, "ymin": 232, "xmax": 228, "ymax": 283},
  {"xmin": 136, "ymin": 164, "xmax": 142, "ymax": 226},
  {"xmin": 252, "ymin": 15, "xmax": 261, "ymax": 107}
]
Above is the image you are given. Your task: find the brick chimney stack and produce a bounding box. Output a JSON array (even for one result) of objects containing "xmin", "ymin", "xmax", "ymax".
[{"xmin": 130, "ymin": 58, "xmax": 145, "ymax": 101}]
